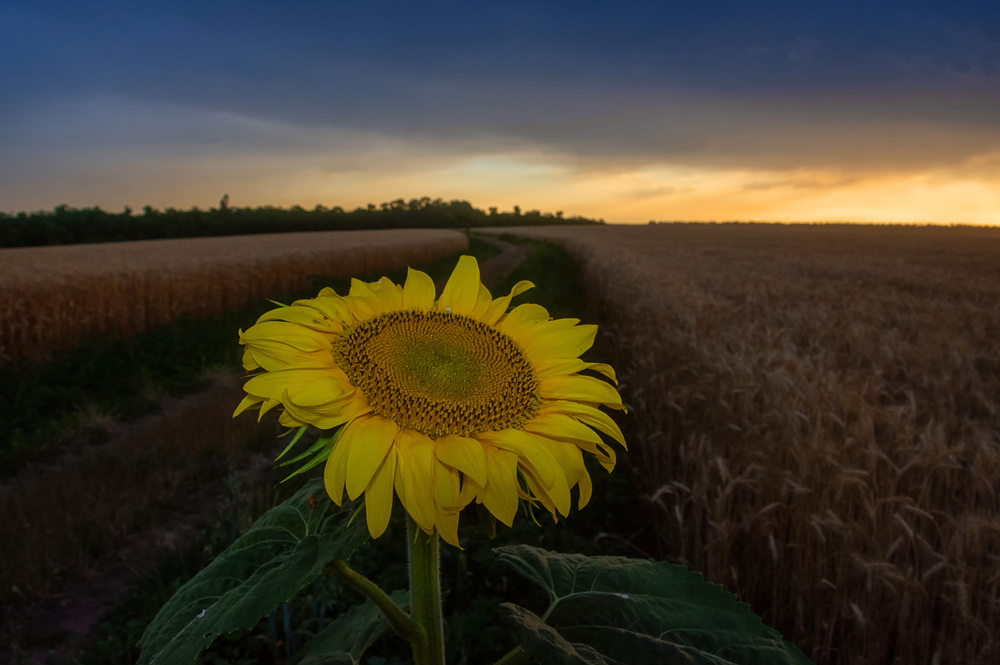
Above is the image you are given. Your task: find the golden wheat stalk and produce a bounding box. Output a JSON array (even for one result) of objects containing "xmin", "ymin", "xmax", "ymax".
[{"xmin": 0, "ymin": 229, "xmax": 469, "ymax": 367}]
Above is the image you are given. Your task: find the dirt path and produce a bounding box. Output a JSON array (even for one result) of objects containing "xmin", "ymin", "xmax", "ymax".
[
  {"xmin": 2, "ymin": 235, "xmax": 530, "ymax": 665},
  {"xmin": 474, "ymin": 233, "xmax": 530, "ymax": 290}
]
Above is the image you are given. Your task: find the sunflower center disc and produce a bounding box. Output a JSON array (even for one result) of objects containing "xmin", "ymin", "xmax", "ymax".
[{"xmin": 334, "ymin": 310, "xmax": 541, "ymax": 437}]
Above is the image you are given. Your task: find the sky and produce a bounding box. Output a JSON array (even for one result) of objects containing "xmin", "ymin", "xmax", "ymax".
[{"xmin": 2, "ymin": 0, "xmax": 999, "ymax": 224}]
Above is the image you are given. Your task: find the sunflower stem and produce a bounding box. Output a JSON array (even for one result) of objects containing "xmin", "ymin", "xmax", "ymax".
[{"xmin": 408, "ymin": 517, "xmax": 446, "ymax": 665}]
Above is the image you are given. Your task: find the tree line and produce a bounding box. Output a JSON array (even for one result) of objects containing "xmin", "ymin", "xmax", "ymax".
[{"xmin": 0, "ymin": 197, "xmax": 603, "ymax": 248}]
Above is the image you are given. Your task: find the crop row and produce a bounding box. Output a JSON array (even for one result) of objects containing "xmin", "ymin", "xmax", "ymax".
[
  {"xmin": 0, "ymin": 229, "xmax": 468, "ymax": 368},
  {"xmin": 492, "ymin": 223, "xmax": 1000, "ymax": 665}
]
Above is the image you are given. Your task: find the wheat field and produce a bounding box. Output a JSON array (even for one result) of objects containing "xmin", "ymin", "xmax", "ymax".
[
  {"xmin": 0, "ymin": 229, "xmax": 468, "ymax": 368},
  {"xmin": 489, "ymin": 223, "xmax": 1000, "ymax": 665}
]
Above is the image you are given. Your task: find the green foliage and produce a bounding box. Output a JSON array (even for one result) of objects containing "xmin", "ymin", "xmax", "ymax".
[
  {"xmin": 491, "ymin": 235, "xmax": 587, "ymax": 320},
  {"xmin": 496, "ymin": 545, "xmax": 813, "ymax": 665},
  {"xmin": 137, "ymin": 478, "xmax": 370, "ymax": 665},
  {"xmin": 279, "ymin": 428, "xmax": 342, "ymax": 482},
  {"xmin": 0, "ymin": 199, "xmax": 601, "ymax": 248},
  {"xmin": 299, "ymin": 590, "xmax": 409, "ymax": 665}
]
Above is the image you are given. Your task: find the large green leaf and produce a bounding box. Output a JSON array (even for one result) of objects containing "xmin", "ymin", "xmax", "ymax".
[
  {"xmin": 299, "ymin": 590, "xmax": 410, "ymax": 665},
  {"xmin": 138, "ymin": 478, "xmax": 370, "ymax": 665},
  {"xmin": 495, "ymin": 545, "xmax": 813, "ymax": 665}
]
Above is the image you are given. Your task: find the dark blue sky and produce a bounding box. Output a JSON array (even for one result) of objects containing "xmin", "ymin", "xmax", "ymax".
[{"xmin": 2, "ymin": 1, "xmax": 999, "ymax": 222}]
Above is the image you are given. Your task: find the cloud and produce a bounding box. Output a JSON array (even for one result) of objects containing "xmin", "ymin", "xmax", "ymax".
[{"xmin": 784, "ymin": 36, "xmax": 821, "ymax": 63}]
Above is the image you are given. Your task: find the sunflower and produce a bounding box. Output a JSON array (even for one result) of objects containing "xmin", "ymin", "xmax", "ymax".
[{"xmin": 235, "ymin": 255, "xmax": 625, "ymax": 546}]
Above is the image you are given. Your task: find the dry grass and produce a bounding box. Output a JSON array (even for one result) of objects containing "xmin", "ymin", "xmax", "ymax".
[
  {"xmin": 0, "ymin": 229, "xmax": 468, "ymax": 368},
  {"xmin": 488, "ymin": 223, "xmax": 1000, "ymax": 665}
]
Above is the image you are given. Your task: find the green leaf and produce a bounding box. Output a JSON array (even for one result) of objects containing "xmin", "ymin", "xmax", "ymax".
[
  {"xmin": 300, "ymin": 590, "xmax": 410, "ymax": 665},
  {"xmin": 495, "ymin": 545, "xmax": 813, "ymax": 665},
  {"xmin": 137, "ymin": 478, "xmax": 370, "ymax": 665},
  {"xmin": 281, "ymin": 429, "xmax": 343, "ymax": 482},
  {"xmin": 275, "ymin": 424, "xmax": 310, "ymax": 461}
]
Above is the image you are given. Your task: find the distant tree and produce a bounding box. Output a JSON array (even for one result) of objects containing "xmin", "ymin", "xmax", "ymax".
[{"xmin": 0, "ymin": 196, "xmax": 601, "ymax": 248}]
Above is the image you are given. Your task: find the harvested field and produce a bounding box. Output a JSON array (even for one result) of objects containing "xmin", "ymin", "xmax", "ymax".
[
  {"xmin": 487, "ymin": 223, "xmax": 1000, "ymax": 665},
  {"xmin": 0, "ymin": 229, "xmax": 468, "ymax": 368}
]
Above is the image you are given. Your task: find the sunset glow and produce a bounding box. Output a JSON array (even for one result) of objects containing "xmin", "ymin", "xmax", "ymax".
[{"xmin": 2, "ymin": 1, "xmax": 998, "ymax": 225}]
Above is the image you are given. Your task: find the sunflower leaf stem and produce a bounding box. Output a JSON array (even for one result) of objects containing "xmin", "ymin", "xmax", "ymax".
[
  {"xmin": 408, "ymin": 517, "xmax": 446, "ymax": 665},
  {"xmin": 324, "ymin": 559, "xmax": 423, "ymax": 645}
]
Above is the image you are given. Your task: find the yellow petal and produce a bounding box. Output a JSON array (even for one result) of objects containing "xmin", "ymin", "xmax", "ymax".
[
  {"xmin": 300, "ymin": 295, "xmax": 355, "ymax": 325},
  {"xmin": 434, "ymin": 435, "xmax": 488, "ymax": 487},
  {"xmin": 539, "ymin": 375, "xmax": 623, "ymax": 408},
  {"xmin": 477, "ymin": 429, "xmax": 558, "ymax": 489},
  {"xmin": 522, "ymin": 470, "xmax": 558, "ymax": 520},
  {"xmin": 577, "ymin": 467, "xmax": 593, "ymax": 509},
  {"xmin": 243, "ymin": 343, "xmax": 332, "ymax": 372},
  {"xmin": 233, "ymin": 393, "xmax": 264, "ymax": 418},
  {"xmin": 394, "ymin": 429, "xmax": 437, "ymax": 532},
  {"xmin": 278, "ymin": 410, "xmax": 305, "ymax": 428},
  {"xmin": 438, "ymin": 255, "xmax": 482, "ymax": 316},
  {"xmin": 324, "ymin": 426, "xmax": 353, "ymax": 506},
  {"xmin": 477, "ymin": 444, "xmax": 520, "ymax": 527},
  {"xmin": 372, "ymin": 277, "xmax": 403, "ymax": 311},
  {"xmin": 244, "ymin": 369, "xmax": 337, "ymax": 401},
  {"xmin": 584, "ymin": 362, "xmax": 618, "ymax": 385},
  {"xmin": 435, "ymin": 505, "xmax": 462, "ymax": 548},
  {"xmin": 285, "ymin": 375, "xmax": 353, "ymax": 407},
  {"xmin": 546, "ymin": 438, "xmax": 587, "ymax": 489},
  {"xmin": 498, "ymin": 303, "xmax": 550, "ymax": 336},
  {"xmin": 281, "ymin": 389, "xmax": 367, "ymax": 430},
  {"xmin": 433, "ymin": 459, "xmax": 466, "ymax": 548},
  {"xmin": 241, "ymin": 322, "xmax": 332, "ymax": 352},
  {"xmin": 433, "ymin": 458, "xmax": 462, "ymax": 510},
  {"xmin": 482, "ymin": 280, "xmax": 534, "ymax": 326},
  {"xmin": 348, "ymin": 279, "xmax": 383, "ymax": 316},
  {"xmin": 255, "ymin": 305, "xmax": 342, "ymax": 333},
  {"xmin": 523, "ymin": 412, "xmax": 604, "ymax": 449},
  {"xmin": 469, "ymin": 283, "xmax": 493, "ymax": 320},
  {"xmin": 403, "ymin": 267, "xmax": 437, "ymax": 310},
  {"xmin": 241, "ymin": 344, "xmax": 260, "ymax": 371},
  {"xmin": 258, "ymin": 398, "xmax": 281, "ymax": 421},
  {"xmin": 345, "ymin": 415, "xmax": 400, "ymax": 500},
  {"xmin": 541, "ymin": 401, "xmax": 627, "ymax": 448},
  {"xmin": 520, "ymin": 323, "xmax": 597, "ymax": 363},
  {"xmin": 534, "ymin": 360, "xmax": 617, "ymax": 384},
  {"xmin": 365, "ymin": 448, "xmax": 397, "ymax": 538},
  {"xmin": 533, "ymin": 357, "xmax": 587, "ymax": 381},
  {"xmin": 519, "ymin": 440, "xmax": 573, "ymax": 518}
]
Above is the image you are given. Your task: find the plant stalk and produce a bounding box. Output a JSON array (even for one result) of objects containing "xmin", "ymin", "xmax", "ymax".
[
  {"xmin": 494, "ymin": 645, "xmax": 531, "ymax": 665},
  {"xmin": 408, "ymin": 517, "xmax": 446, "ymax": 665},
  {"xmin": 324, "ymin": 560, "xmax": 422, "ymax": 644}
]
